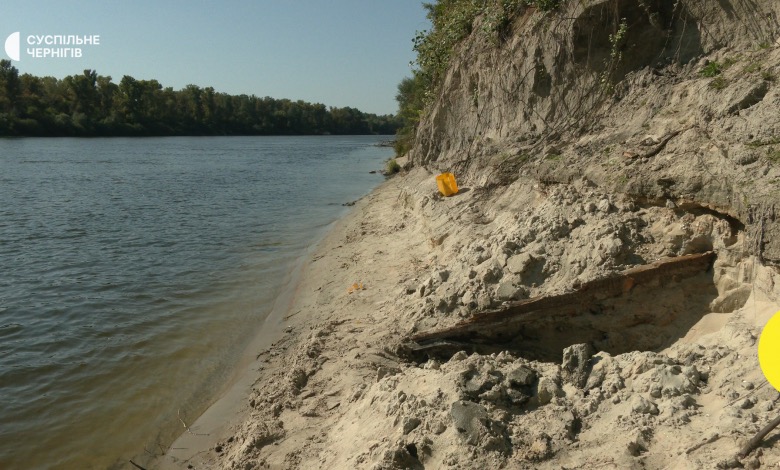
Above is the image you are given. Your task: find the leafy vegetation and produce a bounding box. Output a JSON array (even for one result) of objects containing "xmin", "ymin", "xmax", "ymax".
[
  {"xmin": 386, "ymin": 158, "xmax": 402, "ymax": 174},
  {"xmin": 700, "ymin": 59, "xmax": 737, "ymax": 90},
  {"xmin": 709, "ymin": 76, "xmax": 728, "ymax": 90},
  {"xmin": 599, "ymin": 18, "xmax": 628, "ymax": 92},
  {"xmin": 700, "ymin": 61, "xmax": 724, "ymax": 77},
  {"xmin": 532, "ymin": 0, "xmax": 560, "ymax": 10},
  {"xmin": 394, "ymin": 0, "xmax": 563, "ymax": 155},
  {"xmin": 743, "ymin": 62, "xmax": 762, "ymax": 74},
  {"xmin": 411, "ymin": 0, "xmax": 560, "ymax": 101},
  {"xmin": 700, "ymin": 58, "xmax": 737, "ymax": 78},
  {"xmin": 394, "ymin": 73, "xmax": 429, "ymax": 156},
  {"xmin": 0, "ymin": 60, "xmax": 400, "ymax": 137}
]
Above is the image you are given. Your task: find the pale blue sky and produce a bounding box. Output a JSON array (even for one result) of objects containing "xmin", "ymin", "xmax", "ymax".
[{"xmin": 0, "ymin": 1, "xmax": 430, "ymax": 115}]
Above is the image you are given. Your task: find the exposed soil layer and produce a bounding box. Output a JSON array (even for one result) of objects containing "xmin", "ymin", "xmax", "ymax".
[{"xmin": 405, "ymin": 252, "xmax": 717, "ymax": 362}]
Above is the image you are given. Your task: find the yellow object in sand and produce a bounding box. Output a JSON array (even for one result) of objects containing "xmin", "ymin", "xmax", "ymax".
[
  {"xmin": 436, "ymin": 172, "xmax": 459, "ymax": 197},
  {"xmin": 347, "ymin": 282, "xmax": 365, "ymax": 294},
  {"xmin": 759, "ymin": 310, "xmax": 780, "ymax": 392}
]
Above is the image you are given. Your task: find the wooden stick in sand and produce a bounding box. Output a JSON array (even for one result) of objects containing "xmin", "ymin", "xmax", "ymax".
[{"xmin": 738, "ymin": 413, "xmax": 780, "ymax": 460}]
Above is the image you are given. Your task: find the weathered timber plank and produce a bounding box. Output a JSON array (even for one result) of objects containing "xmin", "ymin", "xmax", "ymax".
[{"xmin": 409, "ymin": 252, "xmax": 715, "ymax": 346}]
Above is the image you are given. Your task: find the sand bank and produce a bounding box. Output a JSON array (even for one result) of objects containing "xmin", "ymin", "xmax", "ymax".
[
  {"xmin": 154, "ymin": 170, "xmax": 428, "ymax": 468},
  {"xmin": 156, "ymin": 167, "xmax": 780, "ymax": 469}
]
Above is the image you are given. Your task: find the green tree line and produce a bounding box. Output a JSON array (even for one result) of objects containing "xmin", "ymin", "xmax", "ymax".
[{"xmin": 0, "ymin": 60, "xmax": 401, "ymax": 137}]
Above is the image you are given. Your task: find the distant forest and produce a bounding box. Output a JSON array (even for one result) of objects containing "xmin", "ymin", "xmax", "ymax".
[{"xmin": 0, "ymin": 60, "xmax": 401, "ymax": 137}]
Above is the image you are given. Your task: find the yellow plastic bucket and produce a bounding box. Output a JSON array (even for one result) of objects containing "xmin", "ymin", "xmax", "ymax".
[{"xmin": 436, "ymin": 172, "xmax": 459, "ymax": 197}]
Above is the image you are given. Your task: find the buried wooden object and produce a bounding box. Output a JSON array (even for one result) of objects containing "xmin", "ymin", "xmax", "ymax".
[
  {"xmin": 737, "ymin": 412, "xmax": 780, "ymax": 460},
  {"xmin": 401, "ymin": 251, "xmax": 717, "ymax": 361}
]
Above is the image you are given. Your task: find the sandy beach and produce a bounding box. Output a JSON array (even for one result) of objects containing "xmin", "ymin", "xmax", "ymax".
[
  {"xmin": 154, "ymin": 169, "xmax": 433, "ymax": 468},
  {"xmin": 151, "ymin": 163, "xmax": 780, "ymax": 469}
]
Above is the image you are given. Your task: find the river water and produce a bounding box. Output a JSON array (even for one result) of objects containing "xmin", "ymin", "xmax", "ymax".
[{"xmin": 0, "ymin": 136, "xmax": 392, "ymax": 469}]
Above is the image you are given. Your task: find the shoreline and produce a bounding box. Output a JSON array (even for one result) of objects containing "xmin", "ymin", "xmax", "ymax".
[
  {"xmin": 157, "ymin": 165, "xmax": 780, "ymax": 469},
  {"xmin": 153, "ymin": 177, "xmax": 400, "ymax": 468},
  {"xmin": 204, "ymin": 167, "xmax": 448, "ymax": 468},
  {"xmin": 153, "ymin": 253, "xmax": 292, "ymax": 468}
]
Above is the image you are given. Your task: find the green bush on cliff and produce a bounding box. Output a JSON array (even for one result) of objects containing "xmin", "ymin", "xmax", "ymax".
[
  {"xmin": 526, "ymin": 0, "xmax": 561, "ymax": 11},
  {"xmin": 394, "ymin": 72, "xmax": 429, "ymax": 156},
  {"xmin": 412, "ymin": 0, "xmax": 482, "ymax": 88},
  {"xmin": 386, "ymin": 159, "xmax": 401, "ymax": 174},
  {"xmin": 700, "ymin": 61, "xmax": 723, "ymax": 77},
  {"xmin": 393, "ymin": 0, "xmax": 563, "ymax": 156},
  {"xmin": 412, "ymin": 0, "xmax": 560, "ymax": 91}
]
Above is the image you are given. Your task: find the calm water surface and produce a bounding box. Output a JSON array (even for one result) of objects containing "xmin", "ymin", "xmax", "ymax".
[{"xmin": 0, "ymin": 136, "xmax": 392, "ymax": 469}]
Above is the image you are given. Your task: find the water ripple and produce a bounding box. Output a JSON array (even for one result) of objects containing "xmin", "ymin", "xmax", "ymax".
[{"xmin": 0, "ymin": 136, "xmax": 391, "ymax": 469}]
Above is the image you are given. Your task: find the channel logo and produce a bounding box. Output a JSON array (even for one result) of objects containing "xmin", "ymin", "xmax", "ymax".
[
  {"xmin": 5, "ymin": 32, "xmax": 20, "ymax": 61},
  {"xmin": 3, "ymin": 32, "xmax": 100, "ymax": 60}
]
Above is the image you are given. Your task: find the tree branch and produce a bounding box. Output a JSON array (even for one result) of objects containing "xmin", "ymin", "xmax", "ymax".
[{"xmin": 738, "ymin": 414, "xmax": 780, "ymax": 460}]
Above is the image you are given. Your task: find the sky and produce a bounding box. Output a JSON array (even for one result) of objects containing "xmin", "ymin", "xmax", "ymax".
[{"xmin": 0, "ymin": 1, "xmax": 430, "ymax": 115}]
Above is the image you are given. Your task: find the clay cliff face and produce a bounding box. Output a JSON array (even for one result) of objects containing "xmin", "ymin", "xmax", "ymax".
[{"xmin": 409, "ymin": 0, "xmax": 780, "ymax": 264}]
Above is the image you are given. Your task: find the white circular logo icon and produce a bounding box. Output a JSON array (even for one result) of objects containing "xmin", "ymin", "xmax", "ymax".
[{"xmin": 5, "ymin": 32, "xmax": 21, "ymax": 61}]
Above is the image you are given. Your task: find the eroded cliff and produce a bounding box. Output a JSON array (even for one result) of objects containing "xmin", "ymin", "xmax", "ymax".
[{"xmin": 410, "ymin": 0, "xmax": 780, "ymax": 264}]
